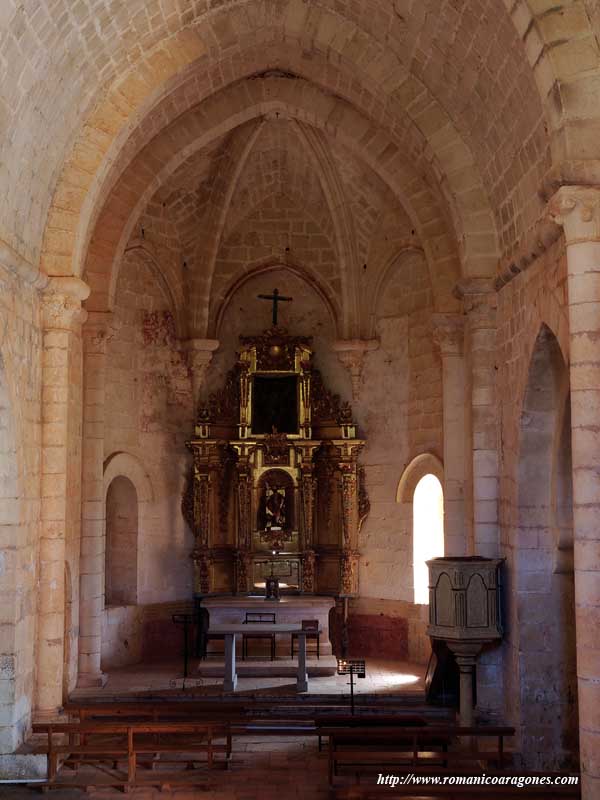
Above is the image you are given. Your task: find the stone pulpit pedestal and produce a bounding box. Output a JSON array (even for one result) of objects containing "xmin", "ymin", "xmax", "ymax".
[{"xmin": 426, "ymin": 556, "xmax": 504, "ymax": 726}]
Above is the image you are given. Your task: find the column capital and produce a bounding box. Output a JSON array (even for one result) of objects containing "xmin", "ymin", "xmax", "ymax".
[
  {"xmin": 186, "ymin": 339, "xmax": 220, "ymax": 410},
  {"xmin": 454, "ymin": 278, "xmax": 496, "ymax": 326},
  {"xmin": 184, "ymin": 338, "xmax": 220, "ymax": 364},
  {"xmin": 82, "ymin": 311, "xmax": 115, "ymax": 352},
  {"xmin": 431, "ymin": 314, "xmax": 464, "ymax": 357},
  {"xmin": 332, "ymin": 339, "xmax": 379, "ymax": 400},
  {"xmin": 547, "ymin": 185, "xmax": 600, "ymax": 243},
  {"xmin": 42, "ymin": 276, "xmax": 90, "ymax": 331}
]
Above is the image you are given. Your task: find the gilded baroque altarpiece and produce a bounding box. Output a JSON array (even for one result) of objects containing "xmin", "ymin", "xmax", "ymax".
[{"xmin": 183, "ymin": 327, "xmax": 369, "ymax": 598}]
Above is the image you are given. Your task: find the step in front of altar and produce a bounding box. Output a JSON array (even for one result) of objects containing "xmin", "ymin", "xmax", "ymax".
[{"xmin": 198, "ymin": 656, "xmax": 338, "ymax": 678}]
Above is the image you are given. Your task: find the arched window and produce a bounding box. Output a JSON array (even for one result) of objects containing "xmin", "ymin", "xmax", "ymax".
[
  {"xmin": 413, "ymin": 474, "xmax": 444, "ymax": 604},
  {"xmin": 105, "ymin": 476, "xmax": 138, "ymax": 606}
]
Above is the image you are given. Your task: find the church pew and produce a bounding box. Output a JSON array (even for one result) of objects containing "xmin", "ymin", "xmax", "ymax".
[
  {"xmin": 31, "ymin": 720, "xmax": 231, "ymax": 790},
  {"xmin": 314, "ymin": 713, "xmax": 429, "ymax": 751},
  {"xmin": 322, "ymin": 724, "xmax": 515, "ymax": 787}
]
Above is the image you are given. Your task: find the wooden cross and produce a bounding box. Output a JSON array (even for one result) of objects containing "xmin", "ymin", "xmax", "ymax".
[{"xmin": 258, "ymin": 288, "xmax": 293, "ymax": 326}]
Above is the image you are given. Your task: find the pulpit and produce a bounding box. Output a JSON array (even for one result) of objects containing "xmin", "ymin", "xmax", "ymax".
[{"xmin": 183, "ymin": 327, "xmax": 370, "ymax": 601}]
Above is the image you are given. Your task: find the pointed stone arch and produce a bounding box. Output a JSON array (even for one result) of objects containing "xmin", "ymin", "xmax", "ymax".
[
  {"xmin": 511, "ymin": 323, "xmax": 578, "ymax": 770},
  {"xmin": 211, "ymin": 256, "xmax": 340, "ymax": 338}
]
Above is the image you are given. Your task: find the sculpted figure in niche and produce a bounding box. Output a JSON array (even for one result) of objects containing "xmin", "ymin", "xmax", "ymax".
[{"xmin": 265, "ymin": 484, "xmax": 286, "ymax": 531}]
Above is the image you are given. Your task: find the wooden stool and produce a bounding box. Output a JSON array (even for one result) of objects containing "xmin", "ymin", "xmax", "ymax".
[{"xmin": 242, "ymin": 612, "xmax": 276, "ymax": 660}]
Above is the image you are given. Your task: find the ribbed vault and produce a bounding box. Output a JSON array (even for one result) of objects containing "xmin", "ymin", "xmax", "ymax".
[{"xmin": 1, "ymin": 0, "xmax": 597, "ymax": 334}]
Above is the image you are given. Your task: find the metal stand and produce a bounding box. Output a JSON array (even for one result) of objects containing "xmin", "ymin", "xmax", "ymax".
[
  {"xmin": 337, "ymin": 658, "xmax": 366, "ymax": 715},
  {"xmin": 172, "ymin": 613, "xmax": 196, "ymax": 678}
]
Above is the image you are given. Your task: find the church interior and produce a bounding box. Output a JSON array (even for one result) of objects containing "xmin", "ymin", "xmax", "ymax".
[{"xmin": 0, "ymin": 1, "xmax": 599, "ymax": 797}]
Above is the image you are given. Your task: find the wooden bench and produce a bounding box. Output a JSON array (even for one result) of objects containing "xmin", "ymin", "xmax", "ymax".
[
  {"xmin": 64, "ymin": 700, "xmax": 247, "ymax": 722},
  {"xmin": 32, "ymin": 720, "xmax": 231, "ymax": 790},
  {"xmin": 65, "ymin": 701, "xmax": 316, "ymax": 739},
  {"xmin": 314, "ymin": 713, "xmax": 428, "ymax": 752},
  {"xmin": 323, "ymin": 724, "xmax": 515, "ymax": 787}
]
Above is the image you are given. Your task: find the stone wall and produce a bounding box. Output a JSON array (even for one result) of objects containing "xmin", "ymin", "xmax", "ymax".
[
  {"xmin": 0, "ymin": 259, "xmax": 42, "ymax": 753},
  {"xmin": 205, "ymin": 253, "xmax": 441, "ymax": 664},
  {"xmin": 101, "ymin": 250, "xmax": 194, "ymax": 667},
  {"xmin": 353, "ymin": 251, "xmax": 442, "ymax": 663},
  {"xmin": 495, "ymin": 240, "xmax": 578, "ymax": 767}
]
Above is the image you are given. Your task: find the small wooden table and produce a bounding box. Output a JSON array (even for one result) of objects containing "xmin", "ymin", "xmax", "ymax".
[{"xmin": 207, "ymin": 623, "xmax": 320, "ymax": 692}]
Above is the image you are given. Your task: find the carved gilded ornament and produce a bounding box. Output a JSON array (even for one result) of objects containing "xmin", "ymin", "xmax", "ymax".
[
  {"xmin": 185, "ymin": 328, "xmax": 369, "ymax": 596},
  {"xmin": 340, "ymin": 468, "xmax": 358, "ymax": 549},
  {"xmin": 302, "ymin": 549, "xmax": 316, "ymax": 593},
  {"xmin": 300, "ymin": 470, "xmax": 316, "ymax": 548},
  {"xmin": 195, "ymin": 474, "xmax": 210, "ymax": 549},
  {"xmin": 340, "ymin": 550, "xmax": 360, "ymax": 595}
]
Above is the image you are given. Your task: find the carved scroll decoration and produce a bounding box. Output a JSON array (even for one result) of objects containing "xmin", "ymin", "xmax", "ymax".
[
  {"xmin": 340, "ymin": 466, "xmax": 357, "ymax": 549},
  {"xmin": 199, "ymin": 366, "xmax": 240, "ymax": 424},
  {"xmin": 195, "ymin": 474, "xmax": 210, "ymax": 549},
  {"xmin": 192, "ymin": 548, "xmax": 212, "ymax": 595},
  {"xmin": 300, "ymin": 470, "xmax": 316, "ymax": 549},
  {"xmin": 358, "ymin": 466, "xmax": 370, "ymax": 535},
  {"xmin": 236, "ymin": 469, "xmax": 252, "ymax": 551},
  {"xmin": 181, "ymin": 471, "xmax": 195, "ymax": 533},
  {"xmin": 263, "ymin": 431, "xmax": 290, "ymax": 465},
  {"xmin": 302, "ymin": 549, "xmax": 316, "ymax": 593},
  {"xmin": 340, "ymin": 550, "xmax": 360, "ymax": 595},
  {"xmin": 235, "ymin": 550, "xmax": 253, "ymax": 593},
  {"xmin": 240, "ymin": 327, "xmax": 312, "ymax": 371},
  {"xmin": 311, "ymin": 370, "xmax": 353, "ymax": 424}
]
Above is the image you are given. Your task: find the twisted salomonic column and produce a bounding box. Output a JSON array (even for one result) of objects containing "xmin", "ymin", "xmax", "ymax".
[
  {"xmin": 432, "ymin": 315, "xmax": 467, "ymax": 556},
  {"xmin": 548, "ymin": 186, "xmax": 600, "ymax": 800},
  {"xmin": 78, "ymin": 312, "xmax": 113, "ymax": 688},
  {"xmin": 37, "ymin": 277, "xmax": 89, "ymax": 712},
  {"xmin": 456, "ymin": 279, "xmax": 499, "ymax": 558}
]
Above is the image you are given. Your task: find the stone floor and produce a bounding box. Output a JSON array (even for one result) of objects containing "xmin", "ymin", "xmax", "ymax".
[
  {"xmin": 72, "ymin": 658, "xmax": 426, "ymax": 700},
  {"xmin": 1, "ymin": 660, "xmax": 431, "ymax": 799}
]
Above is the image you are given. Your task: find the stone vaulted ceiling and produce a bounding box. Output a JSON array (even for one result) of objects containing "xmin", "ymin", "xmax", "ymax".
[{"xmin": 1, "ymin": 0, "xmax": 599, "ymax": 336}]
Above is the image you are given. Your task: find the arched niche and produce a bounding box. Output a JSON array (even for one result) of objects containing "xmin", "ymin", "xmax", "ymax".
[
  {"xmin": 103, "ymin": 452, "xmax": 154, "ymax": 607},
  {"xmin": 257, "ymin": 469, "xmax": 295, "ymax": 529},
  {"xmin": 105, "ymin": 476, "xmax": 138, "ymax": 606},
  {"xmin": 514, "ymin": 324, "xmax": 578, "ymax": 770}
]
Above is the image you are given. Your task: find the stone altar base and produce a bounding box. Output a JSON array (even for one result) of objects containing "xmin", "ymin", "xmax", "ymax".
[
  {"xmin": 198, "ymin": 656, "xmax": 338, "ymax": 679},
  {"xmin": 200, "ymin": 595, "xmax": 336, "ymax": 662}
]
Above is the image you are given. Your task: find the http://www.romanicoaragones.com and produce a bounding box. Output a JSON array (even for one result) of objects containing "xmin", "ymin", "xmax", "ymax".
[{"xmin": 376, "ymin": 773, "xmax": 579, "ymax": 790}]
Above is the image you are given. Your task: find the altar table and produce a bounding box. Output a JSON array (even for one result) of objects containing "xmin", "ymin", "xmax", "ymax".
[{"xmin": 207, "ymin": 624, "xmax": 321, "ymax": 692}]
